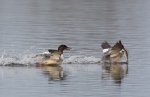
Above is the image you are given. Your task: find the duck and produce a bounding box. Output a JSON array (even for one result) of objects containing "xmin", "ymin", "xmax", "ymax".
[
  {"xmin": 36, "ymin": 45, "xmax": 71, "ymax": 66},
  {"xmin": 101, "ymin": 40, "xmax": 128, "ymax": 63}
]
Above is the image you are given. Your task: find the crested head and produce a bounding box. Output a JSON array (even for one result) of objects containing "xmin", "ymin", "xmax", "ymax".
[{"xmin": 58, "ymin": 45, "xmax": 71, "ymax": 53}]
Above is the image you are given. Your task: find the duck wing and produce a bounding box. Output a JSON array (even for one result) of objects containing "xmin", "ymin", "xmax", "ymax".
[
  {"xmin": 48, "ymin": 49, "xmax": 59, "ymax": 53},
  {"xmin": 109, "ymin": 40, "xmax": 124, "ymax": 57},
  {"xmin": 101, "ymin": 41, "xmax": 111, "ymax": 49},
  {"xmin": 48, "ymin": 49, "xmax": 62, "ymax": 60},
  {"xmin": 36, "ymin": 50, "xmax": 61, "ymax": 59},
  {"xmin": 101, "ymin": 41, "xmax": 112, "ymax": 54}
]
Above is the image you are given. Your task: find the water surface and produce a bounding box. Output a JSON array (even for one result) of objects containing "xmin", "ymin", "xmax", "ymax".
[{"xmin": 0, "ymin": 0, "xmax": 150, "ymax": 97}]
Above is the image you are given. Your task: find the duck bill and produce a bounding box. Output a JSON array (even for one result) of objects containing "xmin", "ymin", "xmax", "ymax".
[
  {"xmin": 124, "ymin": 48, "xmax": 128, "ymax": 63},
  {"xmin": 66, "ymin": 47, "xmax": 72, "ymax": 50}
]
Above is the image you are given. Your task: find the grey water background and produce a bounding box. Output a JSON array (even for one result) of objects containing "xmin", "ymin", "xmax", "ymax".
[{"xmin": 0, "ymin": 0, "xmax": 150, "ymax": 97}]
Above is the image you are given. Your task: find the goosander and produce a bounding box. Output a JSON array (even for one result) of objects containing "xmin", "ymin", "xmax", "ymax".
[
  {"xmin": 101, "ymin": 40, "xmax": 128, "ymax": 63},
  {"xmin": 37, "ymin": 45, "xmax": 71, "ymax": 66}
]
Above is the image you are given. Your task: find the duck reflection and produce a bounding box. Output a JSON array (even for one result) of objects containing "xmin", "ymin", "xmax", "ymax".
[
  {"xmin": 102, "ymin": 62, "xmax": 128, "ymax": 83},
  {"xmin": 42, "ymin": 65, "xmax": 64, "ymax": 80}
]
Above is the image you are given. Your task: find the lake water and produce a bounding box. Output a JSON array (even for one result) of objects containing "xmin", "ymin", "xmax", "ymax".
[{"xmin": 0, "ymin": 0, "xmax": 150, "ymax": 97}]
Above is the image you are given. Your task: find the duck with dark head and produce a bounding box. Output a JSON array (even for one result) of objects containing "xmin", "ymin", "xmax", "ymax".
[{"xmin": 37, "ymin": 45, "xmax": 71, "ymax": 66}]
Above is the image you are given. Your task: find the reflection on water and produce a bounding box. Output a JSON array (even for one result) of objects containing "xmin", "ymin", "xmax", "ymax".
[
  {"xmin": 102, "ymin": 63, "xmax": 128, "ymax": 84},
  {"xmin": 41, "ymin": 65, "xmax": 64, "ymax": 81}
]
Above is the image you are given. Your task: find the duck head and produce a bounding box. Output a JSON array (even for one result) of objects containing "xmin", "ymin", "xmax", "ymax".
[{"xmin": 58, "ymin": 45, "xmax": 71, "ymax": 53}]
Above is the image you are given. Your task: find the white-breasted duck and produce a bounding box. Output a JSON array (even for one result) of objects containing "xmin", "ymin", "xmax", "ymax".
[{"xmin": 37, "ymin": 45, "xmax": 71, "ymax": 66}]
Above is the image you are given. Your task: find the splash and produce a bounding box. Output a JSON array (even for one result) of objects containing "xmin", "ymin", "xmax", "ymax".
[
  {"xmin": 64, "ymin": 55, "xmax": 100, "ymax": 64},
  {"xmin": 0, "ymin": 54, "xmax": 40, "ymax": 66},
  {"xmin": 0, "ymin": 51, "xmax": 100, "ymax": 66}
]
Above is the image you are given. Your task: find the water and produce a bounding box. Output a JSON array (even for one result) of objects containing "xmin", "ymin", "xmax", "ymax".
[{"xmin": 0, "ymin": 0, "xmax": 150, "ymax": 97}]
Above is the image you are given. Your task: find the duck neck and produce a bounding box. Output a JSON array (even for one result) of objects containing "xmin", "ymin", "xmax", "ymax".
[{"xmin": 58, "ymin": 48, "xmax": 64, "ymax": 53}]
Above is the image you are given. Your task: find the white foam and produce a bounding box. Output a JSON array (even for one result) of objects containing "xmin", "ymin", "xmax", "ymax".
[
  {"xmin": 0, "ymin": 52, "xmax": 100, "ymax": 66},
  {"xmin": 0, "ymin": 54, "xmax": 40, "ymax": 66},
  {"xmin": 64, "ymin": 55, "xmax": 100, "ymax": 64}
]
